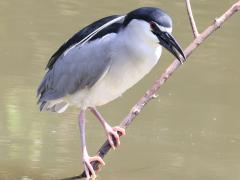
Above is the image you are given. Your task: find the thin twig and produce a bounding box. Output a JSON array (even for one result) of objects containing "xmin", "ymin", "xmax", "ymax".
[
  {"xmin": 66, "ymin": 1, "xmax": 240, "ymax": 179},
  {"xmin": 185, "ymin": 0, "xmax": 199, "ymax": 38}
]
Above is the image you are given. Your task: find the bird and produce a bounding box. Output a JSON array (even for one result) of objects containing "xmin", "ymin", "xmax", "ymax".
[{"xmin": 37, "ymin": 7, "xmax": 185, "ymax": 178}]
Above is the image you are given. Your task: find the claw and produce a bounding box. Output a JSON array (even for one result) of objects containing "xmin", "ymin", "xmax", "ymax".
[
  {"xmin": 83, "ymin": 154, "xmax": 105, "ymax": 178},
  {"xmin": 104, "ymin": 125, "xmax": 126, "ymax": 150},
  {"xmin": 113, "ymin": 126, "xmax": 126, "ymax": 136}
]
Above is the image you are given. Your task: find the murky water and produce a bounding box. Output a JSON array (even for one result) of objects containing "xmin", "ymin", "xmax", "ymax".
[{"xmin": 0, "ymin": 0, "xmax": 240, "ymax": 179}]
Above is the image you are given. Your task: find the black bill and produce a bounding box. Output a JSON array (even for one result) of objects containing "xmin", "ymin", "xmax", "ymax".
[{"xmin": 153, "ymin": 31, "xmax": 186, "ymax": 63}]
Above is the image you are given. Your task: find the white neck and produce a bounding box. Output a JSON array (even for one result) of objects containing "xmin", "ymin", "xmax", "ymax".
[{"xmin": 120, "ymin": 19, "xmax": 160, "ymax": 48}]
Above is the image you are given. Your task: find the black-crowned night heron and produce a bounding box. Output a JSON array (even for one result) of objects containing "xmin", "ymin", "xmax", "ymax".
[{"xmin": 37, "ymin": 7, "xmax": 185, "ymax": 178}]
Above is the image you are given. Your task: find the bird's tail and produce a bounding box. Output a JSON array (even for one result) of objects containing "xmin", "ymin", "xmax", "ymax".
[
  {"xmin": 37, "ymin": 69, "xmax": 69, "ymax": 113},
  {"xmin": 39, "ymin": 100, "xmax": 69, "ymax": 113}
]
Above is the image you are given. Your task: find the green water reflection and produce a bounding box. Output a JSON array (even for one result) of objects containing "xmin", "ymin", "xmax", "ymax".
[{"xmin": 0, "ymin": 0, "xmax": 239, "ymax": 180}]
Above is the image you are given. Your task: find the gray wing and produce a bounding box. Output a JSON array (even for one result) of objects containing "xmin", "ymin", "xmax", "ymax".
[
  {"xmin": 37, "ymin": 15, "xmax": 125, "ymax": 105},
  {"xmin": 38, "ymin": 46, "xmax": 111, "ymax": 102}
]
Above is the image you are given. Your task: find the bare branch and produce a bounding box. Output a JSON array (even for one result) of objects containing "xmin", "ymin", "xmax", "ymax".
[
  {"xmin": 185, "ymin": 0, "xmax": 199, "ymax": 38},
  {"xmin": 67, "ymin": 1, "xmax": 240, "ymax": 179}
]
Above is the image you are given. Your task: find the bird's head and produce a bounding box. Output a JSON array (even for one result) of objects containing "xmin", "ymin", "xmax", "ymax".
[{"xmin": 123, "ymin": 7, "xmax": 186, "ymax": 63}]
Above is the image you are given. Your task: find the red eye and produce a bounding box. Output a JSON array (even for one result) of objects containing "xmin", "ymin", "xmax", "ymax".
[{"xmin": 150, "ymin": 21, "xmax": 157, "ymax": 29}]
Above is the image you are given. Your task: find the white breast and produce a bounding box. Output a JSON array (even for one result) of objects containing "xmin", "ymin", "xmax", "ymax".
[{"xmin": 68, "ymin": 20, "xmax": 162, "ymax": 109}]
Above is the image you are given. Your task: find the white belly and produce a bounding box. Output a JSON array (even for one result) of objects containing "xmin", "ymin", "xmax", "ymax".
[{"xmin": 68, "ymin": 43, "xmax": 162, "ymax": 109}]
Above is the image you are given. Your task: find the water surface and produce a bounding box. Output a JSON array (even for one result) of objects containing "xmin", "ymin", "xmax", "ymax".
[{"xmin": 0, "ymin": 0, "xmax": 240, "ymax": 179}]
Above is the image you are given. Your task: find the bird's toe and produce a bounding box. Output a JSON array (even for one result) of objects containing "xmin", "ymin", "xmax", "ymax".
[
  {"xmin": 105, "ymin": 125, "xmax": 126, "ymax": 149},
  {"xmin": 83, "ymin": 155, "xmax": 105, "ymax": 178},
  {"xmin": 113, "ymin": 126, "xmax": 126, "ymax": 136}
]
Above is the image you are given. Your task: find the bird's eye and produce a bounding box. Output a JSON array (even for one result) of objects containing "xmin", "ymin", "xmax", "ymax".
[{"xmin": 150, "ymin": 21, "xmax": 157, "ymax": 30}]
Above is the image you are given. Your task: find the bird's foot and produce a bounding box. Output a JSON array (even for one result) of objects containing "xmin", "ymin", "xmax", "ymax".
[
  {"xmin": 82, "ymin": 153, "xmax": 105, "ymax": 179},
  {"xmin": 104, "ymin": 125, "xmax": 126, "ymax": 150}
]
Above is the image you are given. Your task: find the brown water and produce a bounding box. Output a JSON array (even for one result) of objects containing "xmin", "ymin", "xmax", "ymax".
[{"xmin": 0, "ymin": 0, "xmax": 240, "ymax": 179}]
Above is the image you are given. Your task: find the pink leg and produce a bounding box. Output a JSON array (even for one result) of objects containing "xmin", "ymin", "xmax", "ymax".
[
  {"xmin": 89, "ymin": 107, "xmax": 126, "ymax": 150},
  {"xmin": 79, "ymin": 110, "xmax": 105, "ymax": 178}
]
